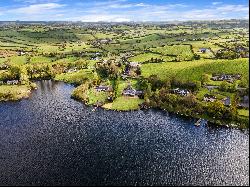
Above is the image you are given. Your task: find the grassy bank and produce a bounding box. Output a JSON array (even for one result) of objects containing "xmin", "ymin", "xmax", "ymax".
[{"xmin": 0, "ymin": 84, "xmax": 35, "ymax": 101}]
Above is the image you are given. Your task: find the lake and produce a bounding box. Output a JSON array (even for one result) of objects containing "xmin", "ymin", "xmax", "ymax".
[{"xmin": 0, "ymin": 80, "xmax": 249, "ymax": 186}]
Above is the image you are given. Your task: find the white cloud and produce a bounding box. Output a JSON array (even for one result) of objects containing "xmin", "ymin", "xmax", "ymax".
[
  {"xmin": 68, "ymin": 14, "xmax": 131, "ymax": 22},
  {"xmin": 1, "ymin": 1, "xmax": 248, "ymax": 21},
  {"xmin": 212, "ymin": 2, "xmax": 222, "ymax": 5},
  {"xmin": 216, "ymin": 5, "xmax": 249, "ymax": 12},
  {"xmin": 14, "ymin": 0, "xmax": 60, "ymax": 3},
  {"xmin": 8, "ymin": 3, "xmax": 65, "ymax": 15}
]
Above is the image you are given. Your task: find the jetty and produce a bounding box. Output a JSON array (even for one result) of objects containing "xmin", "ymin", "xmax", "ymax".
[{"xmin": 195, "ymin": 119, "xmax": 202, "ymax": 126}]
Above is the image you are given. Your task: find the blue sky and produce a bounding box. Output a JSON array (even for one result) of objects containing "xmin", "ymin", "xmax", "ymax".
[{"xmin": 0, "ymin": 0, "xmax": 248, "ymax": 21}]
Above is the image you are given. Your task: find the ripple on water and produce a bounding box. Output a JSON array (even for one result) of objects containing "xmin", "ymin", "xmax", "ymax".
[{"xmin": 0, "ymin": 80, "xmax": 249, "ymax": 186}]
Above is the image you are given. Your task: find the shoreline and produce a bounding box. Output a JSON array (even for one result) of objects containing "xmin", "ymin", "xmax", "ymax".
[
  {"xmin": 72, "ymin": 92, "xmax": 249, "ymax": 130},
  {"xmin": 0, "ymin": 79, "xmax": 248, "ymax": 130}
]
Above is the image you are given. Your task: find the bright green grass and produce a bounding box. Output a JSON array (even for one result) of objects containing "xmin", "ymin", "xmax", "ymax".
[
  {"xmin": 195, "ymin": 87, "xmax": 209, "ymax": 100},
  {"xmin": 238, "ymin": 109, "xmax": 249, "ymax": 117},
  {"xmin": 0, "ymin": 58, "xmax": 6, "ymax": 64},
  {"xmin": 129, "ymin": 53, "xmax": 163, "ymax": 63},
  {"xmin": 141, "ymin": 58, "xmax": 249, "ymax": 83},
  {"xmin": 87, "ymin": 88, "xmax": 109, "ymax": 105},
  {"xmin": 55, "ymin": 69, "xmax": 94, "ymax": 85},
  {"xmin": 103, "ymin": 96, "xmax": 144, "ymax": 111},
  {"xmin": 30, "ymin": 56, "xmax": 52, "ymax": 64},
  {"xmin": 150, "ymin": 44, "xmax": 194, "ymax": 60},
  {"xmin": 37, "ymin": 44, "xmax": 59, "ymax": 53},
  {"xmin": 9, "ymin": 56, "xmax": 27, "ymax": 65},
  {"xmin": 53, "ymin": 56, "xmax": 79, "ymax": 64},
  {"xmin": 93, "ymin": 32, "xmax": 116, "ymax": 39},
  {"xmin": 76, "ymin": 33, "xmax": 95, "ymax": 41}
]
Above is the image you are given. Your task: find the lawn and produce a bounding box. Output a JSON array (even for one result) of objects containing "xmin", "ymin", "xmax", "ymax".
[
  {"xmin": 102, "ymin": 96, "xmax": 144, "ymax": 111},
  {"xmin": 238, "ymin": 109, "xmax": 249, "ymax": 117},
  {"xmin": 87, "ymin": 88, "xmax": 109, "ymax": 105}
]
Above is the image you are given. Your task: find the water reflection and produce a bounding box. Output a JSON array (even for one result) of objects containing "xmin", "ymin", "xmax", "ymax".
[{"xmin": 0, "ymin": 80, "xmax": 248, "ymax": 186}]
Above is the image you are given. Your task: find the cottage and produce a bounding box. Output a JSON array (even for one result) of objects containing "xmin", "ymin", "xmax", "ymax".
[
  {"xmin": 171, "ymin": 88, "xmax": 190, "ymax": 96},
  {"xmin": 238, "ymin": 95, "xmax": 249, "ymax": 108},
  {"xmin": 0, "ymin": 64, "xmax": 9, "ymax": 70},
  {"xmin": 203, "ymin": 94, "xmax": 216, "ymax": 102},
  {"xmin": 95, "ymin": 85, "xmax": 112, "ymax": 92},
  {"xmin": 122, "ymin": 86, "xmax": 143, "ymax": 97},
  {"xmin": 129, "ymin": 62, "xmax": 140, "ymax": 68},
  {"xmin": 91, "ymin": 56, "xmax": 99, "ymax": 60},
  {"xmin": 65, "ymin": 67, "xmax": 77, "ymax": 73},
  {"xmin": 17, "ymin": 51, "xmax": 26, "ymax": 56},
  {"xmin": 199, "ymin": 48, "xmax": 207, "ymax": 53},
  {"xmin": 121, "ymin": 74, "xmax": 130, "ymax": 80},
  {"xmin": 122, "ymin": 88, "xmax": 136, "ymax": 97},
  {"xmin": 211, "ymin": 74, "xmax": 241, "ymax": 82},
  {"xmin": 222, "ymin": 97, "xmax": 231, "ymax": 106},
  {"xmin": 7, "ymin": 80, "xmax": 19, "ymax": 85}
]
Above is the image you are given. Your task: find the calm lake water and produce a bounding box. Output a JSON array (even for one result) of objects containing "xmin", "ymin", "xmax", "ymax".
[{"xmin": 0, "ymin": 80, "xmax": 249, "ymax": 186}]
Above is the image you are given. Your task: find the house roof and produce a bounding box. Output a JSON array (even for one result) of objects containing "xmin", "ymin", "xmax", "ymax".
[
  {"xmin": 222, "ymin": 97, "xmax": 231, "ymax": 106},
  {"xmin": 204, "ymin": 94, "xmax": 216, "ymax": 99}
]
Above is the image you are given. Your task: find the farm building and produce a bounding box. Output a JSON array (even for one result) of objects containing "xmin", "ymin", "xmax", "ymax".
[
  {"xmin": 199, "ymin": 48, "xmax": 208, "ymax": 53},
  {"xmin": 238, "ymin": 95, "xmax": 249, "ymax": 108},
  {"xmin": 64, "ymin": 67, "xmax": 77, "ymax": 73},
  {"xmin": 95, "ymin": 85, "xmax": 113, "ymax": 92},
  {"xmin": 203, "ymin": 94, "xmax": 217, "ymax": 102},
  {"xmin": 211, "ymin": 74, "xmax": 241, "ymax": 82},
  {"xmin": 122, "ymin": 86, "xmax": 143, "ymax": 97},
  {"xmin": 171, "ymin": 88, "xmax": 190, "ymax": 96},
  {"xmin": 129, "ymin": 62, "xmax": 140, "ymax": 68},
  {"xmin": 6, "ymin": 80, "xmax": 19, "ymax": 85}
]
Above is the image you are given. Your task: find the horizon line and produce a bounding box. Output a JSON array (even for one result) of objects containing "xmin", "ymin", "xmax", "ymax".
[{"xmin": 0, "ymin": 18, "xmax": 249, "ymax": 23}]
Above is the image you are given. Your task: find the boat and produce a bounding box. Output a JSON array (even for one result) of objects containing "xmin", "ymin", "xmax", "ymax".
[
  {"xmin": 92, "ymin": 107, "xmax": 97, "ymax": 111},
  {"xmin": 195, "ymin": 119, "xmax": 202, "ymax": 126}
]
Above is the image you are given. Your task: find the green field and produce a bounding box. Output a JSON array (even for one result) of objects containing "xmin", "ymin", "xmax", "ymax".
[
  {"xmin": 55, "ymin": 69, "xmax": 95, "ymax": 85},
  {"xmin": 150, "ymin": 44, "xmax": 194, "ymax": 61},
  {"xmin": 141, "ymin": 58, "xmax": 249, "ymax": 83}
]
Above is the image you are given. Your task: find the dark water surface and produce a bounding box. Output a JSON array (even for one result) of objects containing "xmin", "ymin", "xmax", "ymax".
[{"xmin": 0, "ymin": 80, "xmax": 249, "ymax": 186}]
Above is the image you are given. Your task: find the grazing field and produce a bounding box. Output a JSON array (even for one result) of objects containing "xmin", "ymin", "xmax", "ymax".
[
  {"xmin": 55, "ymin": 69, "xmax": 95, "ymax": 85},
  {"xmin": 141, "ymin": 58, "xmax": 249, "ymax": 83},
  {"xmin": 150, "ymin": 44, "xmax": 194, "ymax": 61}
]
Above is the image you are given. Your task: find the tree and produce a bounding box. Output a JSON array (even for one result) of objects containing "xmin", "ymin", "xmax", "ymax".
[
  {"xmin": 181, "ymin": 94, "xmax": 197, "ymax": 108},
  {"xmin": 201, "ymin": 73, "xmax": 210, "ymax": 85},
  {"xmin": 219, "ymin": 80, "xmax": 230, "ymax": 92},
  {"xmin": 9, "ymin": 65, "xmax": 21, "ymax": 80},
  {"xmin": 207, "ymin": 101, "xmax": 226, "ymax": 118}
]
